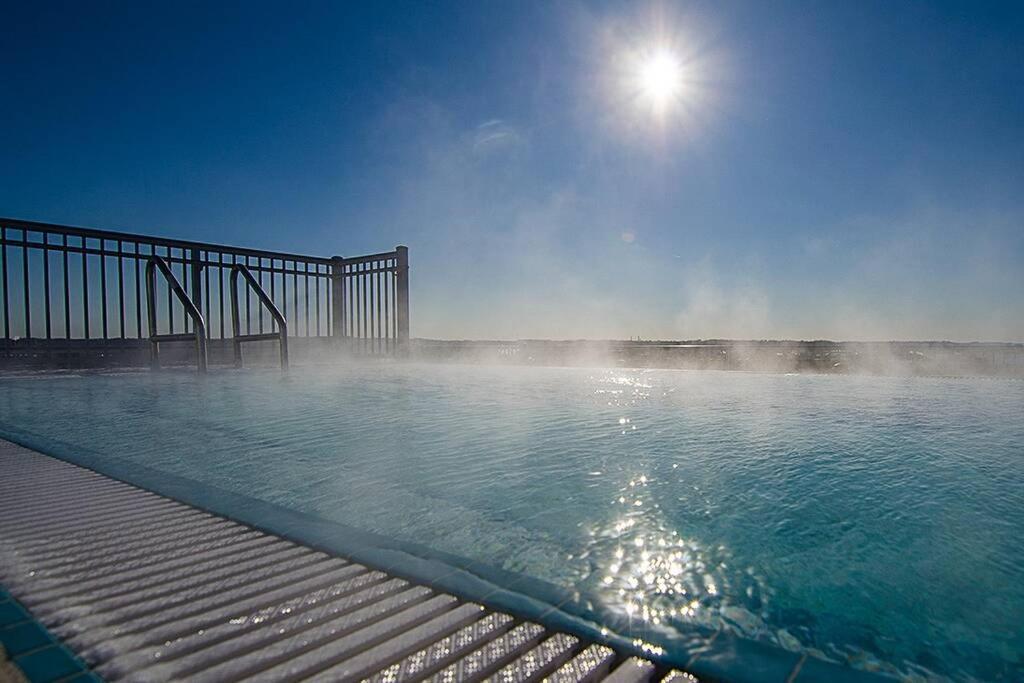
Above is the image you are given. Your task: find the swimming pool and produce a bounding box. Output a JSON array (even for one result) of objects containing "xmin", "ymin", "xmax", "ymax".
[{"xmin": 1, "ymin": 364, "xmax": 1021, "ymax": 681}]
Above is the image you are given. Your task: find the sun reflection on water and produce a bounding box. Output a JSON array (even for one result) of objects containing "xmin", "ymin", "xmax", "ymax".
[
  {"xmin": 592, "ymin": 371, "xmax": 654, "ymax": 408},
  {"xmin": 579, "ymin": 370, "xmax": 789, "ymax": 656},
  {"xmin": 574, "ymin": 369, "xmax": 778, "ymax": 649},
  {"xmin": 582, "ymin": 473, "xmax": 737, "ymax": 632}
]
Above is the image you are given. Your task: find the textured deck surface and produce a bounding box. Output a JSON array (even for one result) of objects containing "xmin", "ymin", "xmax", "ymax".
[{"xmin": 0, "ymin": 439, "xmax": 697, "ymax": 683}]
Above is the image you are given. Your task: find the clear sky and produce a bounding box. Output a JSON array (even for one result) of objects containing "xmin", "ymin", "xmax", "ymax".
[{"xmin": 2, "ymin": 1, "xmax": 1022, "ymax": 341}]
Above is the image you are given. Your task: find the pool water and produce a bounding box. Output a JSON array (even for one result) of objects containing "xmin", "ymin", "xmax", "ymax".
[{"xmin": 1, "ymin": 364, "xmax": 1022, "ymax": 681}]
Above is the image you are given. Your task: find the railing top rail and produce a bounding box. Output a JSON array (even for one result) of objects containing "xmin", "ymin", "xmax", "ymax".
[
  {"xmin": 336, "ymin": 252, "xmax": 396, "ymax": 266},
  {"xmin": 0, "ymin": 216, "xmax": 334, "ymax": 266},
  {"xmin": 336, "ymin": 246, "xmax": 406, "ymax": 267}
]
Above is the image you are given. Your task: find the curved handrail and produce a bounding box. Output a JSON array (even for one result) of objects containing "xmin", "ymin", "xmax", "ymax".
[
  {"xmin": 229, "ymin": 264, "xmax": 289, "ymax": 369},
  {"xmin": 145, "ymin": 256, "xmax": 208, "ymax": 372}
]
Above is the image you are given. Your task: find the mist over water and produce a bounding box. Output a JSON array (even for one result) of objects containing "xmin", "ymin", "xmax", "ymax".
[{"xmin": 1, "ymin": 363, "xmax": 1021, "ymax": 681}]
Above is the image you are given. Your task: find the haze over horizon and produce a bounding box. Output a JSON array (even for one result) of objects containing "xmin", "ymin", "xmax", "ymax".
[{"xmin": 2, "ymin": 1, "xmax": 1022, "ymax": 342}]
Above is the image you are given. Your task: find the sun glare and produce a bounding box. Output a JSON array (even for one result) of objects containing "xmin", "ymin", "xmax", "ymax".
[
  {"xmin": 638, "ymin": 50, "xmax": 683, "ymax": 108},
  {"xmin": 597, "ymin": 9, "xmax": 721, "ymax": 138}
]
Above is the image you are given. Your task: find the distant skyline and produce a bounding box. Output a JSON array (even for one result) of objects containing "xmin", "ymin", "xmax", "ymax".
[{"xmin": 2, "ymin": 1, "xmax": 1022, "ymax": 341}]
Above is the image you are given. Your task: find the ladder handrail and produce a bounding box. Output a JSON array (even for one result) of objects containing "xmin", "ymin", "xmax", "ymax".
[
  {"xmin": 229, "ymin": 264, "xmax": 289, "ymax": 369},
  {"xmin": 145, "ymin": 256, "xmax": 208, "ymax": 373}
]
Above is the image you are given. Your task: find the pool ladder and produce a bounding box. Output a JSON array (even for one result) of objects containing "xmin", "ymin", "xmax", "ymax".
[
  {"xmin": 229, "ymin": 263, "xmax": 289, "ymax": 370},
  {"xmin": 145, "ymin": 256, "xmax": 208, "ymax": 372},
  {"xmin": 144, "ymin": 257, "xmax": 288, "ymax": 372}
]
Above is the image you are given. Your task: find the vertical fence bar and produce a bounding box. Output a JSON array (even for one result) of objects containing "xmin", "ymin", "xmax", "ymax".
[
  {"xmin": 315, "ymin": 265, "xmax": 321, "ymax": 337},
  {"xmin": 165, "ymin": 247, "xmax": 173, "ymax": 335},
  {"xmin": 21, "ymin": 231, "xmax": 31, "ymax": 338},
  {"xmin": 330, "ymin": 256, "xmax": 344, "ymax": 344},
  {"xmin": 43, "ymin": 234, "xmax": 52, "ymax": 339},
  {"xmin": 229, "ymin": 265, "xmax": 242, "ymax": 366},
  {"xmin": 134, "ymin": 243, "xmax": 142, "ymax": 339},
  {"xmin": 146, "ymin": 258, "xmax": 159, "ymax": 369},
  {"xmin": 366, "ymin": 267, "xmax": 371, "ymax": 350},
  {"xmin": 302, "ymin": 263, "xmax": 308, "ymax": 337},
  {"xmin": 326, "ymin": 266, "xmax": 332, "ymax": 337},
  {"xmin": 348, "ymin": 265, "xmax": 354, "ymax": 339},
  {"xmin": 257, "ymin": 257, "xmax": 264, "ymax": 333},
  {"xmin": 117, "ymin": 240, "xmax": 125, "ymax": 338},
  {"xmin": 63, "ymin": 235, "xmax": 70, "ymax": 339},
  {"xmin": 375, "ymin": 266, "xmax": 382, "ymax": 353},
  {"xmin": 204, "ymin": 251, "xmax": 211, "ymax": 336},
  {"xmin": 270, "ymin": 258, "xmax": 277, "ymax": 332},
  {"xmin": 1, "ymin": 227, "xmax": 7, "ymax": 340},
  {"xmin": 240, "ymin": 254, "xmax": 246, "ymax": 335},
  {"xmin": 384, "ymin": 263, "xmax": 390, "ymax": 352},
  {"xmin": 395, "ymin": 245, "xmax": 409, "ymax": 351},
  {"xmin": 368, "ymin": 266, "xmax": 373, "ymax": 352},
  {"xmin": 190, "ymin": 247, "xmax": 202, "ymax": 325},
  {"xmin": 218, "ymin": 252, "xmax": 225, "ymax": 340},
  {"xmin": 100, "ymin": 239, "xmax": 108, "ymax": 338},
  {"xmin": 281, "ymin": 257, "xmax": 288, "ymax": 324},
  {"xmin": 243, "ymin": 255, "xmax": 250, "ymax": 335},
  {"xmin": 364, "ymin": 266, "xmax": 370, "ymax": 351},
  {"xmin": 81, "ymin": 237, "xmax": 90, "ymax": 339},
  {"xmin": 392, "ymin": 265, "xmax": 398, "ymax": 347},
  {"xmin": 180, "ymin": 249, "xmax": 189, "ymax": 335}
]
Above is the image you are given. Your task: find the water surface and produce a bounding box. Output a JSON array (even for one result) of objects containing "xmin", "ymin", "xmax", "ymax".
[{"xmin": 1, "ymin": 364, "xmax": 1021, "ymax": 681}]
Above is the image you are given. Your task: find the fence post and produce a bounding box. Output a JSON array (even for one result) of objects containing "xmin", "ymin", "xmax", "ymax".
[
  {"xmin": 189, "ymin": 248, "xmax": 203, "ymax": 319},
  {"xmin": 330, "ymin": 255, "xmax": 344, "ymax": 345},
  {"xmin": 395, "ymin": 245, "xmax": 409, "ymax": 352}
]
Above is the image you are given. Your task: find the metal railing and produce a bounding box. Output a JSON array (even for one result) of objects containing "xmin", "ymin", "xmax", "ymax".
[
  {"xmin": 146, "ymin": 256, "xmax": 208, "ymax": 372},
  {"xmin": 230, "ymin": 263, "xmax": 288, "ymax": 369},
  {"xmin": 331, "ymin": 246, "xmax": 409, "ymax": 355},
  {"xmin": 0, "ymin": 217, "xmax": 409, "ymax": 364}
]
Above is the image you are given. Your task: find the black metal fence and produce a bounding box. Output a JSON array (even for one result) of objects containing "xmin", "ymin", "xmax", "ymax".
[
  {"xmin": 332, "ymin": 248, "xmax": 409, "ymax": 355},
  {"xmin": 0, "ymin": 217, "xmax": 408, "ymax": 365}
]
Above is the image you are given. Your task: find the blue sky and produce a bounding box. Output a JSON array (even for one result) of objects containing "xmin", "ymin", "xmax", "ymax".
[{"xmin": 2, "ymin": 1, "xmax": 1022, "ymax": 341}]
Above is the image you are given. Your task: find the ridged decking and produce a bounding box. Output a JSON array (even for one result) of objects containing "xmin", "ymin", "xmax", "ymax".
[{"xmin": 0, "ymin": 440, "xmax": 696, "ymax": 683}]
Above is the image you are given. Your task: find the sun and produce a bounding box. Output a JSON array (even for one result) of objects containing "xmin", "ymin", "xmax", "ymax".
[
  {"xmin": 595, "ymin": 8, "xmax": 721, "ymax": 138},
  {"xmin": 637, "ymin": 49, "xmax": 683, "ymax": 109}
]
